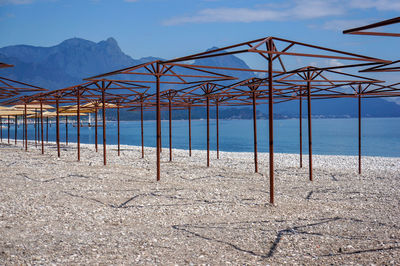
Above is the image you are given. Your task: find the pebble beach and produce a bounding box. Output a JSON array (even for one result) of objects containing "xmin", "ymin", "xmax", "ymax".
[{"xmin": 0, "ymin": 140, "xmax": 399, "ymax": 264}]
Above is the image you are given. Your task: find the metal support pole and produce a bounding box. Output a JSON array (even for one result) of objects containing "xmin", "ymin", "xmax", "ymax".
[
  {"xmin": 307, "ymin": 78, "xmax": 313, "ymax": 182},
  {"xmin": 252, "ymin": 91, "xmax": 258, "ymax": 173},
  {"xmin": 34, "ymin": 110, "xmax": 37, "ymax": 147},
  {"xmin": 358, "ymin": 92, "xmax": 362, "ymax": 175},
  {"xmin": 95, "ymin": 108, "xmax": 98, "ymax": 152},
  {"xmin": 156, "ymin": 63, "xmax": 161, "ymax": 181},
  {"xmin": 22, "ymin": 115, "xmax": 24, "ymax": 147},
  {"xmin": 117, "ymin": 104, "xmax": 120, "ymax": 156},
  {"xmin": 40, "ymin": 102, "xmax": 44, "ymax": 154},
  {"xmin": 268, "ymin": 39, "xmax": 274, "ymax": 205},
  {"xmin": 56, "ymin": 99, "xmax": 60, "ymax": 158},
  {"xmin": 140, "ymin": 101, "xmax": 144, "ymax": 158},
  {"xmin": 14, "ymin": 116, "xmax": 18, "ymax": 145},
  {"xmin": 299, "ymin": 94, "xmax": 303, "ymax": 168},
  {"xmin": 65, "ymin": 116, "xmax": 68, "ymax": 145},
  {"xmin": 206, "ymin": 96, "xmax": 210, "ymax": 167},
  {"xmin": 216, "ymin": 100, "xmax": 219, "ymax": 159},
  {"xmin": 77, "ymin": 88, "xmax": 81, "ymax": 161},
  {"xmin": 188, "ymin": 105, "xmax": 192, "ymax": 157},
  {"xmin": 0, "ymin": 116, "xmax": 2, "ymax": 142},
  {"xmin": 169, "ymin": 99, "xmax": 172, "ymax": 162},
  {"xmin": 8, "ymin": 115, "xmax": 10, "ymax": 144},
  {"xmin": 46, "ymin": 117, "xmax": 49, "ymax": 143},
  {"xmin": 24, "ymin": 104, "xmax": 28, "ymax": 151},
  {"xmin": 102, "ymin": 88, "xmax": 107, "ymax": 166}
]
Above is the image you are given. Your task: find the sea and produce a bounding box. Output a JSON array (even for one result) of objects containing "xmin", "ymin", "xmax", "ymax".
[{"xmin": 3, "ymin": 117, "xmax": 400, "ymax": 157}]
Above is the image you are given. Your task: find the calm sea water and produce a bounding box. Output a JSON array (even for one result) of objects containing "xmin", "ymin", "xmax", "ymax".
[{"xmin": 3, "ymin": 118, "xmax": 400, "ymax": 157}]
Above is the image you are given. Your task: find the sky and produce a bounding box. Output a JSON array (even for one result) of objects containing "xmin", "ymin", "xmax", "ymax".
[{"xmin": 0, "ymin": 0, "xmax": 399, "ymax": 81}]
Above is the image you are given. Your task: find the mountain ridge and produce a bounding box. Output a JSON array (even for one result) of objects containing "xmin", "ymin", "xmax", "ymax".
[{"xmin": 0, "ymin": 37, "xmax": 399, "ymax": 118}]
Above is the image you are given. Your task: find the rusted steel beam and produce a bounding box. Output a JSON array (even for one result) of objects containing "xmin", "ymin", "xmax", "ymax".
[
  {"xmin": 268, "ymin": 38, "xmax": 274, "ymax": 205},
  {"xmin": 40, "ymin": 101, "xmax": 44, "ymax": 154},
  {"xmin": 169, "ymin": 99, "xmax": 172, "ymax": 162},
  {"xmin": 216, "ymin": 99, "xmax": 219, "ymax": 159},
  {"xmin": 299, "ymin": 94, "xmax": 303, "ymax": 168},
  {"xmin": 46, "ymin": 117, "xmax": 48, "ymax": 143},
  {"xmin": 8, "ymin": 115, "xmax": 10, "ymax": 144},
  {"xmin": 358, "ymin": 91, "xmax": 362, "ymax": 175},
  {"xmin": 24, "ymin": 104, "xmax": 27, "ymax": 151},
  {"xmin": 252, "ymin": 91, "xmax": 258, "ymax": 173},
  {"xmin": 34, "ymin": 111, "xmax": 37, "ymax": 147},
  {"xmin": 117, "ymin": 103, "xmax": 120, "ymax": 156},
  {"xmin": 140, "ymin": 101, "xmax": 144, "ymax": 158},
  {"xmin": 56, "ymin": 99, "xmax": 60, "ymax": 158},
  {"xmin": 343, "ymin": 17, "xmax": 400, "ymax": 36},
  {"xmin": 65, "ymin": 116, "xmax": 68, "ymax": 145},
  {"xmin": 156, "ymin": 63, "xmax": 161, "ymax": 181},
  {"xmin": 207, "ymin": 96, "xmax": 210, "ymax": 167},
  {"xmin": 102, "ymin": 86, "xmax": 107, "ymax": 166},
  {"xmin": 14, "ymin": 115, "xmax": 17, "ymax": 145},
  {"xmin": 188, "ymin": 104, "xmax": 192, "ymax": 157},
  {"xmin": 77, "ymin": 88, "xmax": 81, "ymax": 161},
  {"xmin": 95, "ymin": 108, "xmax": 98, "ymax": 152},
  {"xmin": 307, "ymin": 77, "xmax": 313, "ymax": 182}
]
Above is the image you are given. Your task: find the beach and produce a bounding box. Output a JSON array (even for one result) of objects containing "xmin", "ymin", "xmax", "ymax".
[{"xmin": 0, "ymin": 141, "xmax": 399, "ymax": 264}]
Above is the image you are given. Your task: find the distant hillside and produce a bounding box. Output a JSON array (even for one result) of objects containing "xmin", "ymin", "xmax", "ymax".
[{"xmin": 1, "ymin": 37, "xmax": 400, "ymax": 118}]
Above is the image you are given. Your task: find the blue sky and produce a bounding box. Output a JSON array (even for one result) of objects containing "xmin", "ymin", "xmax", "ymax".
[{"xmin": 0, "ymin": 0, "xmax": 399, "ymax": 77}]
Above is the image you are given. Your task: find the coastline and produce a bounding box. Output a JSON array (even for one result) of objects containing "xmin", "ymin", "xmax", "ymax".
[{"xmin": 0, "ymin": 140, "xmax": 399, "ymax": 264}]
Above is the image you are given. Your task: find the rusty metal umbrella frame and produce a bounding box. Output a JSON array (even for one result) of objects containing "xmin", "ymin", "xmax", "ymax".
[
  {"xmin": 343, "ymin": 17, "xmax": 400, "ymax": 37},
  {"xmin": 161, "ymin": 36, "xmax": 390, "ymax": 204},
  {"xmin": 24, "ymin": 80, "xmax": 149, "ymax": 163},
  {"xmin": 4, "ymin": 36, "xmax": 398, "ymax": 206},
  {"xmin": 85, "ymin": 60, "xmax": 239, "ymax": 181},
  {"xmin": 0, "ymin": 67, "xmax": 48, "ymax": 148}
]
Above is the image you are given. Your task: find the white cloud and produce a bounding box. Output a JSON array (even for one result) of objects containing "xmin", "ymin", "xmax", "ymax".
[
  {"xmin": 349, "ymin": 0, "xmax": 400, "ymax": 11},
  {"xmin": 163, "ymin": 0, "xmax": 400, "ymax": 26},
  {"xmin": 164, "ymin": 1, "xmax": 345, "ymax": 26},
  {"xmin": 322, "ymin": 19, "xmax": 371, "ymax": 31}
]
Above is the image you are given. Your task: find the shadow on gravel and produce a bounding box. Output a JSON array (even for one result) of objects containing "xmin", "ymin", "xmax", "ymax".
[{"xmin": 171, "ymin": 217, "xmax": 400, "ymax": 259}]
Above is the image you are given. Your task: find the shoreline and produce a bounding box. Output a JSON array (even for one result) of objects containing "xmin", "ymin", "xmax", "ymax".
[{"xmin": 5, "ymin": 138, "xmax": 400, "ymax": 159}]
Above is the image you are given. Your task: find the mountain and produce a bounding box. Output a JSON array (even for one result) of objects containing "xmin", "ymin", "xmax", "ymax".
[
  {"xmin": 0, "ymin": 37, "xmax": 399, "ymax": 118},
  {"xmin": 0, "ymin": 37, "xmax": 141, "ymax": 89}
]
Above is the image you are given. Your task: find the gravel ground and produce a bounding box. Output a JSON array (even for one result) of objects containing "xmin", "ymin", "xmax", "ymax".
[{"xmin": 0, "ymin": 140, "xmax": 399, "ymax": 265}]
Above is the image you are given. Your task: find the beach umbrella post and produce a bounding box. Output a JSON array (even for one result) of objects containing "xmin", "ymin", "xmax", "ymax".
[
  {"xmin": 307, "ymin": 76, "xmax": 313, "ymax": 182},
  {"xmin": 216, "ymin": 99, "xmax": 219, "ymax": 160},
  {"xmin": 56, "ymin": 99, "xmax": 60, "ymax": 157},
  {"xmin": 40, "ymin": 101, "xmax": 44, "ymax": 154},
  {"xmin": 65, "ymin": 116, "xmax": 68, "ymax": 145},
  {"xmin": 252, "ymin": 91, "xmax": 258, "ymax": 173},
  {"xmin": 8, "ymin": 115, "xmax": 10, "ymax": 144},
  {"xmin": 188, "ymin": 104, "xmax": 191, "ymax": 157},
  {"xmin": 268, "ymin": 38, "xmax": 275, "ymax": 205},
  {"xmin": 14, "ymin": 115, "xmax": 17, "ymax": 145},
  {"xmin": 168, "ymin": 98, "xmax": 172, "ymax": 162},
  {"xmin": 117, "ymin": 102, "xmax": 120, "ymax": 156},
  {"xmin": 77, "ymin": 88, "xmax": 81, "ymax": 161},
  {"xmin": 24, "ymin": 104, "xmax": 28, "ymax": 151},
  {"xmin": 95, "ymin": 108, "xmax": 98, "ymax": 152},
  {"xmin": 358, "ymin": 85, "xmax": 362, "ymax": 175},
  {"xmin": 299, "ymin": 93, "xmax": 303, "ymax": 168},
  {"xmin": 140, "ymin": 101, "xmax": 144, "ymax": 158},
  {"xmin": 206, "ymin": 95, "xmax": 210, "ymax": 167},
  {"xmin": 156, "ymin": 62, "xmax": 161, "ymax": 181},
  {"xmin": 101, "ymin": 85, "xmax": 107, "ymax": 166}
]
